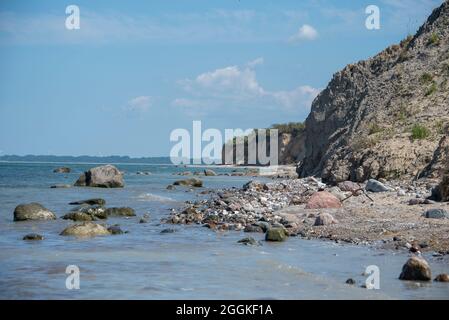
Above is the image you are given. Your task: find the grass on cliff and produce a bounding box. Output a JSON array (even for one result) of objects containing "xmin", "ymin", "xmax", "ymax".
[
  {"xmin": 420, "ymin": 72, "xmax": 434, "ymax": 84},
  {"xmin": 411, "ymin": 124, "xmax": 430, "ymax": 140},
  {"xmin": 427, "ymin": 33, "xmax": 440, "ymax": 46},
  {"xmin": 425, "ymin": 81, "xmax": 438, "ymax": 96}
]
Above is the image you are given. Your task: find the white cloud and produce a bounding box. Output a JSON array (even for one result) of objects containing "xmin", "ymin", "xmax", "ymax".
[
  {"xmin": 173, "ymin": 59, "xmax": 320, "ymax": 116},
  {"xmin": 289, "ymin": 24, "xmax": 318, "ymax": 43},
  {"xmin": 247, "ymin": 57, "xmax": 264, "ymax": 68},
  {"xmin": 125, "ymin": 96, "xmax": 151, "ymax": 113}
]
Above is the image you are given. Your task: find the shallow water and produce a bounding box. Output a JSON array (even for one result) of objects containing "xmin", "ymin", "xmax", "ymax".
[{"xmin": 0, "ymin": 162, "xmax": 448, "ymax": 300}]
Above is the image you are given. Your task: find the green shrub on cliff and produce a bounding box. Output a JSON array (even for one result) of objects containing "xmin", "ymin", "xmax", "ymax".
[{"xmin": 411, "ymin": 124, "xmax": 430, "ymax": 140}]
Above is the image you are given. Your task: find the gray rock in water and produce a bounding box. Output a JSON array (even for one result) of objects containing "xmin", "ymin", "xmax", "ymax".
[
  {"xmin": 62, "ymin": 211, "xmax": 94, "ymax": 222},
  {"xmin": 75, "ymin": 205, "xmax": 107, "ymax": 220},
  {"xmin": 423, "ymin": 209, "xmax": 449, "ymax": 219},
  {"xmin": 69, "ymin": 198, "xmax": 106, "ymax": 206},
  {"xmin": 107, "ymin": 225, "xmax": 125, "ymax": 235},
  {"xmin": 14, "ymin": 203, "xmax": 57, "ymax": 221},
  {"xmin": 50, "ymin": 184, "xmax": 72, "ymax": 189},
  {"xmin": 244, "ymin": 225, "xmax": 264, "ymax": 233},
  {"xmin": 105, "ymin": 207, "xmax": 136, "ymax": 217},
  {"xmin": 399, "ymin": 256, "xmax": 432, "ymax": 281},
  {"xmin": 345, "ymin": 278, "xmax": 356, "ymax": 285},
  {"xmin": 434, "ymin": 274, "xmax": 449, "ymax": 282},
  {"xmin": 60, "ymin": 222, "xmax": 111, "ymax": 237},
  {"xmin": 238, "ymin": 237, "xmax": 262, "ymax": 246},
  {"xmin": 173, "ymin": 178, "xmax": 203, "ymax": 188},
  {"xmin": 74, "ymin": 165, "xmax": 124, "ymax": 188},
  {"xmin": 53, "ymin": 167, "xmax": 71, "ymax": 173},
  {"xmin": 204, "ymin": 169, "xmax": 217, "ymax": 176},
  {"xmin": 160, "ymin": 228, "xmax": 176, "ymax": 234},
  {"xmin": 365, "ymin": 179, "xmax": 392, "ymax": 192},
  {"xmin": 265, "ymin": 228, "xmax": 287, "ymax": 242},
  {"xmin": 23, "ymin": 233, "xmax": 44, "ymax": 241},
  {"xmin": 255, "ymin": 221, "xmax": 271, "ymax": 233}
]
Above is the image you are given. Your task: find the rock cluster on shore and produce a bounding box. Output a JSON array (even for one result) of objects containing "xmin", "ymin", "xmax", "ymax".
[{"xmin": 13, "ymin": 196, "xmax": 140, "ymax": 238}]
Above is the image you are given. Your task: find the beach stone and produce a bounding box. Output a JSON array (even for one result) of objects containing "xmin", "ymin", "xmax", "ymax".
[
  {"xmin": 314, "ymin": 213, "xmax": 338, "ymax": 226},
  {"xmin": 139, "ymin": 218, "xmax": 148, "ymax": 223},
  {"xmin": 107, "ymin": 225, "xmax": 124, "ymax": 235},
  {"xmin": 62, "ymin": 211, "xmax": 94, "ymax": 222},
  {"xmin": 69, "ymin": 198, "xmax": 106, "ymax": 206},
  {"xmin": 265, "ymin": 228, "xmax": 287, "ymax": 242},
  {"xmin": 305, "ymin": 191, "xmax": 342, "ymax": 209},
  {"xmin": 434, "ymin": 274, "xmax": 449, "ymax": 282},
  {"xmin": 399, "ymin": 256, "xmax": 432, "ymax": 281},
  {"xmin": 204, "ymin": 169, "xmax": 217, "ymax": 176},
  {"xmin": 50, "ymin": 184, "xmax": 72, "ymax": 189},
  {"xmin": 243, "ymin": 181, "xmax": 267, "ymax": 191},
  {"xmin": 13, "ymin": 203, "xmax": 57, "ymax": 221},
  {"xmin": 105, "ymin": 207, "xmax": 136, "ymax": 217},
  {"xmin": 166, "ymin": 185, "xmax": 175, "ymax": 190},
  {"xmin": 255, "ymin": 221, "xmax": 271, "ymax": 232},
  {"xmin": 238, "ymin": 237, "xmax": 261, "ymax": 246},
  {"xmin": 345, "ymin": 278, "xmax": 356, "ymax": 285},
  {"xmin": 337, "ymin": 181, "xmax": 361, "ymax": 192},
  {"xmin": 328, "ymin": 186, "xmax": 347, "ymax": 201},
  {"xmin": 23, "ymin": 233, "xmax": 44, "ymax": 241},
  {"xmin": 77, "ymin": 205, "xmax": 107, "ymax": 219},
  {"xmin": 423, "ymin": 209, "xmax": 449, "ymax": 219},
  {"xmin": 53, "ymin": 167, "xmax": 71, "ymax": 173},
  {"xmin": 244, "ymin": 225, "xmax": 264, "ymax": 233},
  {"xmin": 173, "ymin": 178, "xmax": 203, "ymax": 188},
  {"xmin": 365, "ymin": 179, "xmax": 392, "ymax": 192},
  {"xmin": 74, "ymin": 165, "xmax": 124, "ymax": 188},
  {"xmin": 60, "ymin": 222, "xmax": 111, "ymax": 237}
]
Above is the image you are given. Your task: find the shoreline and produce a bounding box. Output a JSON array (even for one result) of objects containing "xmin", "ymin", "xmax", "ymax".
[{"xmin": 165, "ymin": 176, "xmax": 449, "ymax": 255}]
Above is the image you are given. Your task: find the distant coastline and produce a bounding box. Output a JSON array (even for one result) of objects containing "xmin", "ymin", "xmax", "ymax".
[{"xmin": 0, "ymin": 154, "xmax": 172, "ymax": 165}]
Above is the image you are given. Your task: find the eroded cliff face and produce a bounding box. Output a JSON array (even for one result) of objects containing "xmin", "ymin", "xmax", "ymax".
[
  {"xmin": 298, "ymin": 1, "xmax": 449, "ymax": 183},
  {"xmin": 222, "ymin": 131, "xmax": 306, "ymax": 166}
]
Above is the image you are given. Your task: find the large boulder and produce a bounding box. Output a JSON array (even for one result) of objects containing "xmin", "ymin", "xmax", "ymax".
[
  {"xmin": 60, "ymin": 222, "xmax": 111, "ymax": 237},
  {"xmin": 265, "ymin": 228, "xmax": 287, "ymax": 242},
  {"xmin": 423, "ymin": 209, "xmax": 449, "ymax": 219},
  {"xmin": 365, "ymin": 179, "xmax": 392, "ymax": 192},
  {"xmin": 74, "ymin": 165, "xmax": 124, "ymax": 188},
  {"xmin": 399, "ymin": 256, "xmax": 432, "ymax": 281},
  {"xmin": 337, "ymin": 181, "xmax": 361, "ymax": 192},
  {"xmin": 305, "ymin": 191, "xmax": 342, "ymax": 209},
  {"xmin": 13, "ymin": 203, "xmax": 57, "ymax": 221}
]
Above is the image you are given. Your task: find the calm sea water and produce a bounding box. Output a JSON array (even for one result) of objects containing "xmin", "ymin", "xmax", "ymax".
[{"xmin": 0, "ymin": 162, "xmax": 448, "ymax": 300}]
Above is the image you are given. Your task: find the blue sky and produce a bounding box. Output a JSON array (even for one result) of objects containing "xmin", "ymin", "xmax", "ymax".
[{"xmin": 0, "ymin": 0, "xmax": 443, "ymax": 157}]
